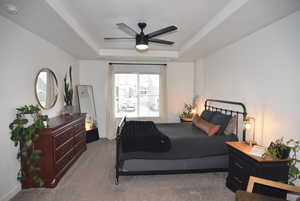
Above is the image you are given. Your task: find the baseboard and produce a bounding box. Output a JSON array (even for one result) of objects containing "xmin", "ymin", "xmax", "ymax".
[{"xmin": 0, "ymin": 184, "xmax": 21, "ymax": 201}]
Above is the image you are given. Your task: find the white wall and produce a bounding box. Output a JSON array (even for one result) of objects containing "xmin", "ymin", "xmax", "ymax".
[
  {"xmin": 79, "ymin": 60, "xmax": 108, "ymax": 138},
  {"xmin": 200, "ymin": 10, "xmax": 300, "ymax": 146},
  {"xmin": 166, "ymin": 62, "xmax": 194, "ymax": 122},
  {"xmin": 0, "ymin": 16, "xmax": 79, "ymax": 201},
  {"xmin": 193, "ymin": 59, "xmax": 206, "ymax": 113},
  {"xmin": 79, "ymin": 61, "xmax": 195, "ymax": 138},
  {"xmin": 195, "ymin": 11, "xmax": 300, "ymax": 198}
]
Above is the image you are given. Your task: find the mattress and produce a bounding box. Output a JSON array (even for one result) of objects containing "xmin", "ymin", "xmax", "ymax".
[
  {"xmin": 121, "ymin": 155, "xmax": 229, "ymax": 172},
  {"xmin": 119, "ymin": 122, "xmax": 238, "ymax": 161}
]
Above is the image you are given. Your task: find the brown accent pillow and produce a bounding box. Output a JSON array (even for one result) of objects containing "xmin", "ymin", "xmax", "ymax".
[{"xmin": 192, "ymin": 114, "xmax": 221, "ymax": 136}]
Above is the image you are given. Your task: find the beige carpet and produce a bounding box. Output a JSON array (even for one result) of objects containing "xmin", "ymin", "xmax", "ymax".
[{"xmin": 12, "ymin": 139, "xmax": 235, "ymax": 201}]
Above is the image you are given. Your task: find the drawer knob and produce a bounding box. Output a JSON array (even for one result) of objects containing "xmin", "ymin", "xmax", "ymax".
[
  {"xmin": 234, "ymin": 162, "xmax": 243, "ymax": 169},
  {"xmin": 51, "ymin": 178, "xmax": 56, "ymax": 184}
]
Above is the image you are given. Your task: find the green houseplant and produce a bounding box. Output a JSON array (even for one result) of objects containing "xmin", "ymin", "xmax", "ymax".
[
  {"xmin": 180, "ymin": 103, "xmax": 194, "ymax": 120},
  {"xmin": 9, "ymin": 105, "xmax": 48, "ymax": 186},
  {"xmin": 263, "ymin": 138, "xmax": 300, "ymax": 185},
  {"xmin": 64, "ymin": 66, "xmax": 73, "ymax": 112}
]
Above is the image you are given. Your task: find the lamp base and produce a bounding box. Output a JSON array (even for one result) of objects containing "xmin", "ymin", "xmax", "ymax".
[{"xmin": 245, "ymin": 140, "xmax": 257, "ymax": 147}]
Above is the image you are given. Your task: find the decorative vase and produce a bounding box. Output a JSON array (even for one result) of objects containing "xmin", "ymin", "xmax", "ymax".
[
  {"xmin": 268, "ymin": 142, "xmax": 291, "ymax": 159},
  {"xmin": 23, "ymin": 114, "xmax": 34, "ymax": 127},
  {"xmin": 278, "ymin": 147, "xmax": 291, "ymax": 159},
  {"xmin": 64, "ymin": 105, "xmax": 73, "ymax": 115}
]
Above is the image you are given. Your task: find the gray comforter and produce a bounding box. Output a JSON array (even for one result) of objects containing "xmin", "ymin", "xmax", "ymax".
[{"xmin": 120, "ymin": 122, "xmax": 238, "ymax": 160}]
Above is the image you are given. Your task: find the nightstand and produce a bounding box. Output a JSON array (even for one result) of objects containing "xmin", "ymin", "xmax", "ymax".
[
  {"xmin": 226, "ymin": 141, "xmax": 290, "ymax": 199},
  {"xmin": 86, "ymin": 127, "xmax": 99, "ymax": 143}
]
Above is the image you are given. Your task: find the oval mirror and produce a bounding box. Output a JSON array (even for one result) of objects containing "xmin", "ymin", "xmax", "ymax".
[{"xmin": 35, "ymin": 68, "xmax": 58, "ymax": 109}]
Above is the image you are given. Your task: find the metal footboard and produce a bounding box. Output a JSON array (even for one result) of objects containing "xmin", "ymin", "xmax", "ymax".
[{"xmin": 115, "ymin": 116, "xmax": 126, "ymax": 185}]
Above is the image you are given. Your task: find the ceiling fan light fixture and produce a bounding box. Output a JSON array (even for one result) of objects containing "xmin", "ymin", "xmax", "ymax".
[
  {"xmin": 136, "ymin": 43, "xmax": 149, "ymax": 51},
  {"xmin": 105, "ymin": 22, "xmax": 177, "ymax": 51},
  {"xmin": 136, "ymin": 34, "xmax": 149, "ymax": 51}
]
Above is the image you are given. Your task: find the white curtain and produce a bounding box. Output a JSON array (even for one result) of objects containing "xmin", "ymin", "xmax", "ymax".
[
  {"xmin": 105, "ymin": 65, "xmax": 116, "ymax": 139},
  {"xmin": 159, "ymin": 66, "xmax": 167, "ymax": 123},
  {"xmin": 106, "ymin": 63, "xmax": 167, "ymax": 139}
]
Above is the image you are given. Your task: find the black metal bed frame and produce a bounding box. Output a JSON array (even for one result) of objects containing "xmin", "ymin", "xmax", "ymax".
[
  {"xmin": 115, "ymin": 99, "xmax": 247, "ymax": 185},
  {"xmin": 204, "ymin": 99, "xmax": 247, "ymax": 141}
]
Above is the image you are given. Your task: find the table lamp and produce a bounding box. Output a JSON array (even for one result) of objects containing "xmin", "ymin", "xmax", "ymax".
[{"xmin": 244, "ymin": 116, "xmax": 256, "ymax": 146}]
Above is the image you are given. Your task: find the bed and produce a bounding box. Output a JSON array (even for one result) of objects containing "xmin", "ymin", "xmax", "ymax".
[{"xmin": 115, "ymin": 99, "xmax": 247, "ymax": 184}]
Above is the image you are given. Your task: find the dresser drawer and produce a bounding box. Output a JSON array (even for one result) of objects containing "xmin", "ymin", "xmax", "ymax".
[
  {"xmin": 53, "ymin": 122, "xmax": 73, "ymax": 135},
  {"xmin": 55, "ymin": 138, "xmax": 74, "ymax": 161},
  {"xmin": 74, "ymin": 132, "xmax": 85, "ymax": 145},
  {"xmin": 55, "ymin": 149, "xmax": 74, "ymax": 173},
  {"xmin": 229, "ymin": 154, "xmax": 254, "ymax": 176},
  {"xmin": 73, "ymin": 122, "xmax": 85, "ymax": 135},
  {"xmin": 228, "ymin": 151, "xmax": 256, "ymax": 190},
  {"xmin": 74, "ymin": 142, "xmax": 86, "ymax": 157},
  {"xmin": 227, "ymin": 175, "xmax": 247, "ymax": 190},
  {"xmin": 54, "ymin": 128, "xmax": 73, "ymax": 148}
]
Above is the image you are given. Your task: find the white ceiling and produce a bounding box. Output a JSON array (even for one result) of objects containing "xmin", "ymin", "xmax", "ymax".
[
  {"xmin": 1, "ymin": 0, "xmax": 300, "ymax": 61},
  {"xmin": 0, "ymin": 0, "xmax": 99, "ymax": 59},
  {"xmin": 59, "ymin": 0, "xmax": 229, "ymax": 51}
]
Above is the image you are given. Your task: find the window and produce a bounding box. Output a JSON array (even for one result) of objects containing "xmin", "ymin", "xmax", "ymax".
[{"xmin": 114, "ymin": 73, "xmax": 160, "ymax": 118}]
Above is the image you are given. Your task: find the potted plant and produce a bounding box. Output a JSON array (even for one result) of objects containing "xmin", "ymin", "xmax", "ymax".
[
  {"xmin": 9, "ymin": 105, "xmax": 48, "ymax": 187},
  {"xmin": 266, "ymin": 138, "xmax": 291, "ymax": 159},
  {"xmin": 263, "ymin": 137, "xmax": 300, "ymax": 185},
  {"xmin": 180, "ymin": 103, "xmax": 194, "ymax": 122},
  {"xmin": 64, "ymin": 66, "xmax": 73, "ymax": 114}
]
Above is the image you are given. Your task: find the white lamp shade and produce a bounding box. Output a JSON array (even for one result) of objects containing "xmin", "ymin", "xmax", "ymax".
[{"xmin": 245, "ymin": 122, "xmax": 252, "ymax": 130}]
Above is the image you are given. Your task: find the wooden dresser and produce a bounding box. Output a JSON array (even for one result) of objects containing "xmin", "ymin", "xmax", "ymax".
[
  {"xmin": 226, "ymin": 141, "xmax": 289, "ymax": 199},
  {"xmin": 22, "ymin": 114, "xmax": 86, "ymax": 188}
]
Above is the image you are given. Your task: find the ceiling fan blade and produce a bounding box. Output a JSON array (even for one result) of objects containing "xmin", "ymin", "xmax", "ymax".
[
  {"xmin": 147, "ymin": 25, "xmax": 177, "ymax": 38},
  {"xmin": 104, "ymin": 37, "xmax": 135, "ymax": 40},
  {"xmin": 148, "ymin": 38, "xmax": 174, "ymax": 45},
  {"xmin": 117, "ymin": 23, "xmax": 139, "ymax": 36}
]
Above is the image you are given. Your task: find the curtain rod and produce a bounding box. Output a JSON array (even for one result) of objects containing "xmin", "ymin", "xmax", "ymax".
[{"xmin": 109, "ymin": 62, "xmax": 167, "ymax": 66}]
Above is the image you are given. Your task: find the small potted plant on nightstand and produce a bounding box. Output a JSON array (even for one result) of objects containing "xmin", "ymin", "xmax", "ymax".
[
  {"xmin": 263, "ymin": 138, "xmax": 300, "ymax": 185},
  {"xmin": 179, "ymin": 103, "xmax": 195, "ymax": 122}
]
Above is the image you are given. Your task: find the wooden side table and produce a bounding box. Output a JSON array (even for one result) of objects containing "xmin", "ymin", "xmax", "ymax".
[{"xmin": 226, "ymin": 141, "xmax": 290, "ymax": 199}]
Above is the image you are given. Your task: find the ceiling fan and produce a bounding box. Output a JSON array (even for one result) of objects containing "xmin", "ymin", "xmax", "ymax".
[{"xmin": 104, "ymin": 22, "xmax": 178, "ymax": 51}]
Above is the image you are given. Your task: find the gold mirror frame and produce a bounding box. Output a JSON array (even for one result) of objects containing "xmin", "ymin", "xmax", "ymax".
[{"xmin": 34, "ymin": 68, "xmax": 58, "ymax": 110}]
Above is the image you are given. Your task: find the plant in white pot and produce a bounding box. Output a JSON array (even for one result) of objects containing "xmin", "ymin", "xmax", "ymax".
[
  {"xmin": 9, "ymin": 105, "xmax": 48, "ymax": 186},
  {"xmin": 179, "ymin": 103, "xmax": 194, "ymax": 121},
  {"xmin": 64, "ymin": 66, "xmax": 73, "ymax": 114}
]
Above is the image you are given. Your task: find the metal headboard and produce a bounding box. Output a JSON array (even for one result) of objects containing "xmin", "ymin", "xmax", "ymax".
[{"xmin": 204, "ymin": 99, "xmax": 247, "ymax": 141}]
